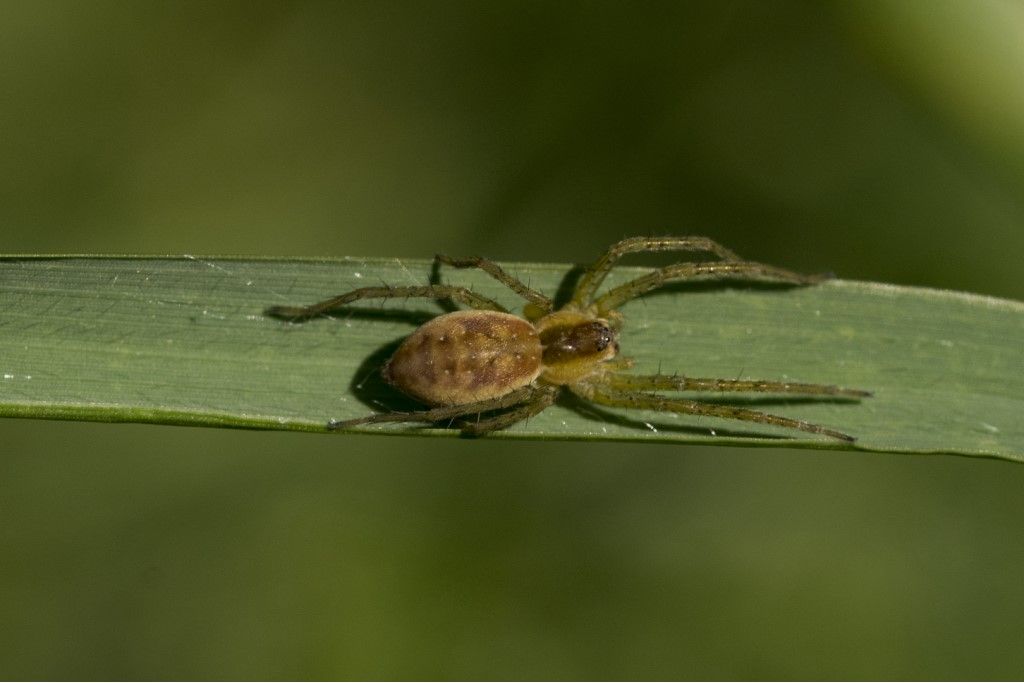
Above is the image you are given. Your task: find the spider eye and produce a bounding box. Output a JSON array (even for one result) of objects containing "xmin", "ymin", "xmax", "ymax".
[{"xmin": 591, "ymin": 322, "xmax": 613, "ymax": 351}]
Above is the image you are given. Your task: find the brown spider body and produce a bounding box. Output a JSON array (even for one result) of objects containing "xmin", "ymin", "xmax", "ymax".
[
  {"xmin": 383, "ymin": 310, "xmax": 542, "ymax": 405},
  {"xmin": 267, "ymin": 236, "xmax": 870, "ymax": 441},
  {"xmin": 383, "ymin": 309, "xmax": 621, "ymax": 407}
]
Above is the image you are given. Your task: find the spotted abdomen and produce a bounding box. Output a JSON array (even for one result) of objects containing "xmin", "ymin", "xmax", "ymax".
[{"xmin": 383, "ymin": 310, "xmax": 543, "ymax": 406}]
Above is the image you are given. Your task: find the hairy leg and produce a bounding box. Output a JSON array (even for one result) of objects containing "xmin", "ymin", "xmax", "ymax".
[
  {"xmin": 459, "ymin": 386, "xmax": 559, "ymax": 435},
  {"xmin": 436, "ymin": 254, "xmax": 553, "ymax": 313},
  {"xmin": 327, "ymin": 385, "xmax": 541, "ymax": 430},
  {"xmin": 265, "ymin": 284, "xmax": 507, "ymax": 321},
  {"xmin": 572, "ymin": 236, "xmax": 742, "ymax": 307},
  {"xmin": 572, "ymin": 384, "xmax": 857, "ymax": 441},
  {"xmin": 592, "ymin": 260, "xmax": 823, "ymax": 315},
  {"xmin": 608, "ymin": 373, "xmax": 871, "ymax": 398}
]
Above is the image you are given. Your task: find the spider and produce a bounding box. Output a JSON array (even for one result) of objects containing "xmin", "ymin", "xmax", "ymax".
[{"xmin": 266, "ymin": 236, "xmax": 869, "ymax": 441}]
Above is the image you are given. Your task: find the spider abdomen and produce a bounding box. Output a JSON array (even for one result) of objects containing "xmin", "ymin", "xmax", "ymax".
[{"xmin": 383, "ymin": 310, "xmax": 543, "ymax": 406}]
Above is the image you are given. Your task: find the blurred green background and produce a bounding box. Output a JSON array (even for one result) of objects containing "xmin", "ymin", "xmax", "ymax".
[{"xmin": 3, "ymin": 1, "xmax": 1024, "ymax": 678}]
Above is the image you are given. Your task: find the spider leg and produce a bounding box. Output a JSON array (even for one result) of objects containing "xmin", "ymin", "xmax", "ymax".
[
  {"xmin": 592, "ymin": 260, "xmax": 823, "ymax": 316},
  {"xmin": 607, "ymin": 372, "xmax": 871, "ymax": 398},
  {"xmin": 265, "ymin": 284, "xmax": 507, "ymax": 321},
  {"xmin": 571, "ymin": 236, "xmax": 743, "ymax": 307},
  {"xmin": 436, "ymin": 254, "xmax": 553, "ymax": 314},
  {"xmin": 572, "ymin": 384, "xmax": 858, "ymax": 441},
  {"xmin": 327, "ymin": 385, "xmax": 541, "ymax": 431},
  {"xmin": 459, "ymin": 386, "xmax": 559, "ymax": 435}
]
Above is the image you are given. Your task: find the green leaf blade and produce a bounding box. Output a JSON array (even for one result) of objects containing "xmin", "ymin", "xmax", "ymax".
[{"xmin": 1, "ymin": 256, "xmax": 1022, "ymax": 461}]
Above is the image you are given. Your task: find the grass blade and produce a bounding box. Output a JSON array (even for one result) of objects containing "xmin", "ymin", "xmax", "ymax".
[{"xmin": 1, "ymin": 255, "xmax": 1021, "ymax": 460}]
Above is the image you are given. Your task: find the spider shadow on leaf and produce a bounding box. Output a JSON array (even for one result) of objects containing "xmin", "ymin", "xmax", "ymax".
[
  {"xmin": 298, "ymin": 305, "xmax": 439, "ymax": 327},
  {"xmin": 293, "ymin": 305, "xmax": 449, "ymax": 419},
  {"xmin": 346, "ymin": 335, "xmax": 423, "ymax": 416}
]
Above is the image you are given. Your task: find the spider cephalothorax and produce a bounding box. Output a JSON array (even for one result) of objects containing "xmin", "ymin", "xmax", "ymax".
[{"xmin": 267, "ymin": 236, "xmax": 869, "ymax": 440}]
